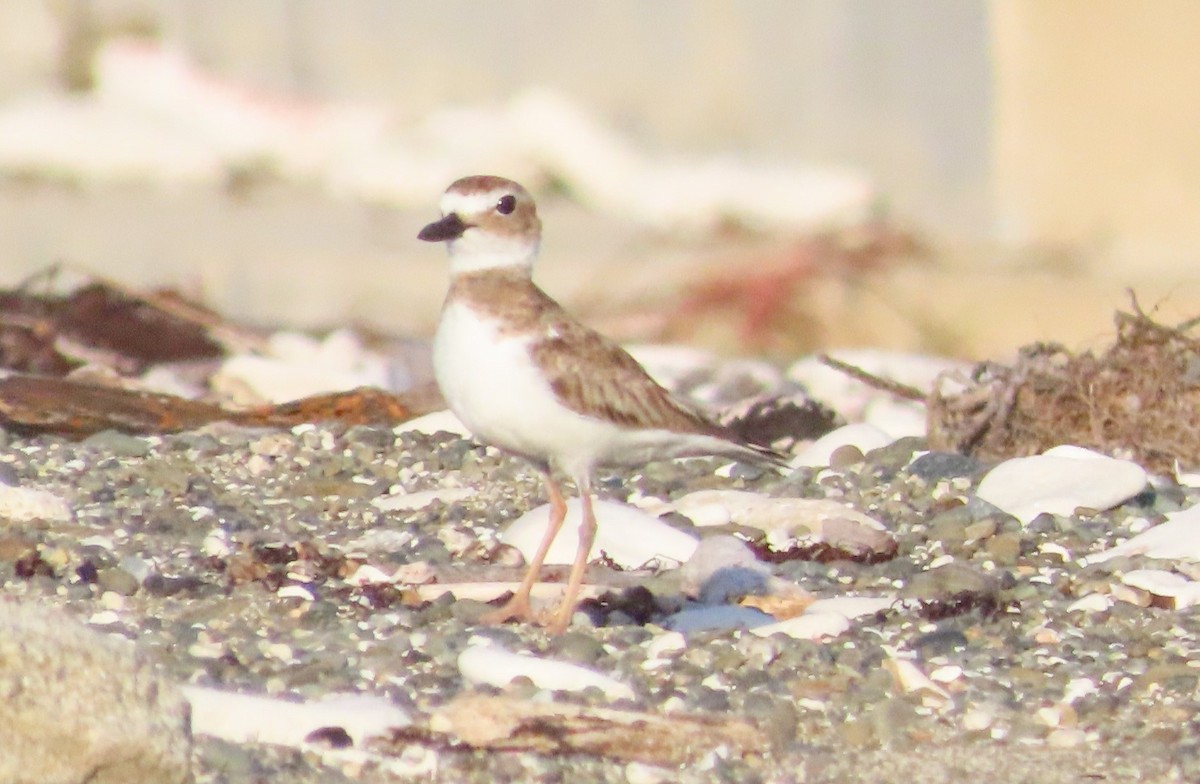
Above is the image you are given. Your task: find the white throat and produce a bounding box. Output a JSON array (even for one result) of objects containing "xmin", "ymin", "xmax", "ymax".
[{"xmin": 446, "ymin": 231, "xmax": 539, "ymax": 274}]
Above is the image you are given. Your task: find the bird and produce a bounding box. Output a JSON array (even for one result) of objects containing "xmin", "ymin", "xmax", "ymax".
[{"xmin": 418, "ymin": 175, "xmax": 787, "ymax": 634}]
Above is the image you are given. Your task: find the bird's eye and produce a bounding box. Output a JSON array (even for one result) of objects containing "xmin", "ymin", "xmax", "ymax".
[{"xmin": 496, "ymin": 195, "xmax": 516, "ymax": 215}]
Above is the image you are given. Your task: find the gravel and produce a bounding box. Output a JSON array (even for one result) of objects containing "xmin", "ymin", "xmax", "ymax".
[{"xmin": 0, "ymin": 417, "xmax": 1197, "ymax": 783}]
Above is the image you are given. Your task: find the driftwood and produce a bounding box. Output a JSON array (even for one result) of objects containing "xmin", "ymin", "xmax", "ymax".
[
  {"xmin": 424, "ymin": 693, "xmax": 768, "ymax": 764},
  {"xmin": 0, "ymin": 376, "xmax": 438, "ymax": 437}
]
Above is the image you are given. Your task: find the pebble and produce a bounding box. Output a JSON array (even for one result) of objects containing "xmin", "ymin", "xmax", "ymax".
[
  {"xmin": 975, "ymin": 445, "xmax": 1148, "ymax": 525},
  {"xmin": 82, "ymin": 430, "xmax": 153, "ymax": 458}
]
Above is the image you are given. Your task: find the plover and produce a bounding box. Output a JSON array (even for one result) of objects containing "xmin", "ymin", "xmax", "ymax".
[{"xmin": 418, "ymin": 175, "xmax": 786, "ymax": 633}]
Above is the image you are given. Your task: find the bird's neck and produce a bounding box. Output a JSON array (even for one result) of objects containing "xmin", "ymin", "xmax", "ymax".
[{"xmin": 446, "ymin": 238, "xmax": 539, "ymax": 275}]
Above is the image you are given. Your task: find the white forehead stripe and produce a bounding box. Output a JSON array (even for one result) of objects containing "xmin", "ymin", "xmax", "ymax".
[{"xmin": 439, "ymin": 188, "xmax": 514, "ymax": 217}]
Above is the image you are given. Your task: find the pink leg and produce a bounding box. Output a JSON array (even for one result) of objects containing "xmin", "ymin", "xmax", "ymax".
[
  {"xmin": 546, "ymin": 473, "xmax": 597, "ymax": 635},
  {"xmin": 482, "ymin": 472, "xmax": 568, "ymax": 624}
]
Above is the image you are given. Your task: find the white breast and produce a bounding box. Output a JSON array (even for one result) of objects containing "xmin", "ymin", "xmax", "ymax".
[{"xmin": 433, "ymin": 301, "xmax": 617, "ymax": 475}]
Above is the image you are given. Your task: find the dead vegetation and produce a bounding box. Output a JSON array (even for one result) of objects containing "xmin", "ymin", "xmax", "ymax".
[{"xmin": 829, "ymin": 296, "xmax": 1200, "ymax": 474}]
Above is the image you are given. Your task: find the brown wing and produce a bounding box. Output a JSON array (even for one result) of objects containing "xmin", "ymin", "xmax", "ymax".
[{"xmin": 528, "ymin": 307, "xmax": 726, "ymax": 437}]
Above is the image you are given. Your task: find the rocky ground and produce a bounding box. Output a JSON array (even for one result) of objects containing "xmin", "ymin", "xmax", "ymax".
[{"xmin": 2, "ymin": 361, "xmax": 1199, "ymax": 782}]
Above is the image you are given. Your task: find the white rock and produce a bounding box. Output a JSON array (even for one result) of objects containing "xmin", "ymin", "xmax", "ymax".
[
  {"xmin": 976, "ymin": 445, "xmax": 1147, "ymax": 525},
  {"xmin": 961, "ymin": 706, "xmax": 996, "ymax": 732},
  {"xmin": 751, "ymin": 612, "xmax": 850, "ymax": 640},
  {"xmin": 883, "ymin": 656, "xmax": 951, "ymax": 708},
  {"xmin": 457, "ymin": 641, "xmax": 634, "ymax": 700},
  {"xmin": 667, "ymin": 490, "xmax": 887, "ymax": 536},
  {"xmin": 1086, "ymin": 502, "xmax": 1200, "ymax": 564},
  {"xmin": 1067, "ymin": 593, "xmax": 1113, "ymax": 613},
  {"xmin": 929, "ymin": 665, "xmax": 964, "ymax": 684},
  {"xmin": 500, "ymin": 499, "xmax": 698, "ymax": 569},
  {"xmin": 346, "ymin": 564, "xmax": 394, "ymax": 586},
  {"xmin": 0, "ymin": 484, "xmax": 73, "ymax": 524},
  {"xmin": 1120, "ymin": 569, "xmax": 1200, "ymax": 609},
  {"xmin": 392, "ymin": 409, "xmax": 472, "ymax": 438},
  {"xmin": 277, "ymin": 585, "xmax": 316, "ymax": 602},
  {"xmin": 183, "ymin": 686, "xmax": 409, "ymax": 747},
  {"xmin": 372, "ymin": 487, "xmax": 473, "ymax": 512},
  {"xmin": 791, "ymin": 423, "xmax": 895, "ymax": 468},
  {"xmin": 200, "ymin": 528, "xmax": 231, "ymax": 558},
  {"xmin": 1064, "ymin": 677, "xmax": 1098, "ymax": 703},
  {"xmin": 643, "ymin": 631, "xmax": 687, "ymax": 659}
]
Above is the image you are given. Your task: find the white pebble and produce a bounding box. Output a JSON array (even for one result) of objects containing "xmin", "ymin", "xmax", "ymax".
[
  {"xmin": 961, "ymin": 706, "xmax": 995, "ymax": 732},
  {"xmin": 87, "ymin": 610, "xmax": 120, "ymax": 626},
  {"xmin": 98, "ymin": 591, "xmax": 125, "ymax": 611},
  {"xmin": 277, "ymin": 584, "xmax": 316, "ymax": 602},
  {"xmin": 643, "ymin": 631, "xmax": 687, "ymax": 659}
]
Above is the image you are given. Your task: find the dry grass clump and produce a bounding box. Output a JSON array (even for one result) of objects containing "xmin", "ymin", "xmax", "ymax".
[{"xmin": 826, "ymin": 297, "xmax": 1200, "ymax": 474}]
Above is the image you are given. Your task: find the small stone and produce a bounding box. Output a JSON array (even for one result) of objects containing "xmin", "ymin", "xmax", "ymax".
[
  {"xmin": 828, "ymin": 445, "xmax": 864, "ymax": 470},
  {"xmin": 985, "ymin": 532, "xmax": 1022, "ymax": 564},
  {"xmin": 963, "ymin": 518, "xmax": 998, "ymax": 541},
  {"xmin": 908, "ymin": 451, "xmax": 982, "ymax": 481},
  {"xmin": 82, "ymin": 430, "xmax": 152, "ymax": 458},
  {"xmin": 839, "ymin": 716, "xmax": 875, "ymax": 747},
  {"xmin": 97, "ymin": 567, "xmax": 141, "ymax": 597}
]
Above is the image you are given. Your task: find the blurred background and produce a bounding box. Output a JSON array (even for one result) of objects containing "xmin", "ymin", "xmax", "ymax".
[{"xmin": 1, "ymin": 0, "xmax": 1199, "ymax": 360}]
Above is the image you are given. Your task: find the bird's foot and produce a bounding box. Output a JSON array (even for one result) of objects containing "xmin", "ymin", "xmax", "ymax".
[
  {"xmin": 479, "ymin": 592, "xmax": 578, "ymax": 635},
  {"xmin": 479, "ymin": 593, "xmax": 537, "ymax": 625}
]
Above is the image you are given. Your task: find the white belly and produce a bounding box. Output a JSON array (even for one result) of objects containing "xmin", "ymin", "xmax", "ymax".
[{"xmin": 433, "ymin": 301, "xmax": 621, "ymax": 475}]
